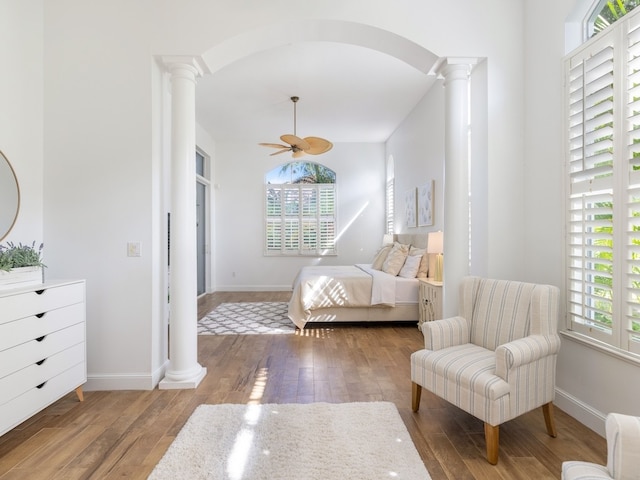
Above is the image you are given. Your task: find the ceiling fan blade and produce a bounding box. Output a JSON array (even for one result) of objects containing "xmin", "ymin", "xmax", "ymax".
[
  {"xmin": 292, "ymin": 149, "xmax": 307, "ymax": 159},
  {"xmin": 259, "ymin": 142, "xmax": 289, "ymax": 149},
  {"xmin": 270, "ymin": 148, "xmax": 291, "ymax": 156},
  {"xmin": 280, "ymin": 134, "xmax": 310, "ymax": 151},
  {"xmin": 303, "ymin": 137, "xmax": 333, "ymax": 155}
]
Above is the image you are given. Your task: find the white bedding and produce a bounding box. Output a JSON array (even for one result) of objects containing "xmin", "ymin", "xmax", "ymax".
[{"xmin": 288, "ymin": 263, "xmax": 419, "ymax": 329}]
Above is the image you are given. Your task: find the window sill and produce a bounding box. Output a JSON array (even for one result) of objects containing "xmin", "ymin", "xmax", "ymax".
[{"xmin": 560, "ymin": 330, "xmax": 640, "ymax": 367}]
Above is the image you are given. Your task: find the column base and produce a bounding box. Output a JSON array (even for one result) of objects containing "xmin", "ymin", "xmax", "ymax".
[{"xmin": 158, "ymin": 366, "xmax": 207, "ymax": 390}]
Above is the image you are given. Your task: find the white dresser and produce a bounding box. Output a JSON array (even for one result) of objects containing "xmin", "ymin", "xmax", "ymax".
[{"xmin": 0, "ymin": 279, "xmax": 86, "ymax": 436}]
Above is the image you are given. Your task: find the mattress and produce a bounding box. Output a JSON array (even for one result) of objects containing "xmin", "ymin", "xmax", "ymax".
[{"xmin": 288, "ymin": 263, "xmax": 419, "ymax": 329}]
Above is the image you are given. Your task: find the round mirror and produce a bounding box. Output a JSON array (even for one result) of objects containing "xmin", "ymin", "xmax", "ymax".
[{"xmin": 0, "ymin": 150, "xmax": 20, "ymax": 242}]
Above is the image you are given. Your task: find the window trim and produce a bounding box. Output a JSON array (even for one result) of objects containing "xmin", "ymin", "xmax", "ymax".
[{"xmin": 560, "ymin": 330, "xmax": 640, "ymax": 368}]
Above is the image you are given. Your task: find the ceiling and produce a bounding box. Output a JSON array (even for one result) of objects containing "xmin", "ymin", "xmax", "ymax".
[{"xmin": 195, "ymin": 41, "xmax": 438, "ymax": 146}]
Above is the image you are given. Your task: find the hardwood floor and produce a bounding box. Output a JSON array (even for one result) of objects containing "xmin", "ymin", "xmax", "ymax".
[{"xmin": 0, "ymin": 292, "xmax": 606, "ymax": 479}]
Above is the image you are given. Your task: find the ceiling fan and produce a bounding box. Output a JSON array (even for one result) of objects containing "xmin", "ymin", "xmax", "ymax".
[{"xmin": 259, "ymin": 96, "xmax": 333, "ymax": 158}]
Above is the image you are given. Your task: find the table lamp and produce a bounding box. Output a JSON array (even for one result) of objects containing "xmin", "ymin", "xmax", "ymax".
[{"xmin": 427, "ymin": 231, "xmax": 443, "ymax": 283}]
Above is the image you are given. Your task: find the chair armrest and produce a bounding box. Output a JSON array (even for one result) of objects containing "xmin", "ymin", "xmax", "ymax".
[
  {"xmin": 561, "ymin": 461, "xmax": 612, "ymax": 479},
  {"xmin": 606, "ymin": 413, "xmax": 640, "ymax": 479},
  {"xmin": 421, "ymin": 316, "xmax": 470, "ymax": 351},
  {"xmin": 495, "ymin": 334, "xmax": 561, "ymax": 378}
]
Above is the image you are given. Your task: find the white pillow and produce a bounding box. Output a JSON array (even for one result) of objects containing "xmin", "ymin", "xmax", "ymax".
[
  {"xmin": 409, "ymin": 246, "xmax": 429, "ymax": 278},
  {"xmin": 398, "ymin": 253, "xmax": 421, "ymax": 278},
  {"xmin": 382, "ymin": 242, "xmax": 410, "ymax": 276},
  {"xmin": 371, "ymin": 244, "xmax": 393, "ymax": 270}
]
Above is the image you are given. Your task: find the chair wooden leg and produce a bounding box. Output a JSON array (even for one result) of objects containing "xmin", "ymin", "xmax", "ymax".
[
  {"xmin": 411, "ymin": 382, "xmax": 422, "ymax": 412},
  {"xmin": 484, "ymin": 423, "xmax": 500, "ymax": 465},
  {"xmin": 542, "ymin": 402, "xmax": 557, "ymax": 438}
]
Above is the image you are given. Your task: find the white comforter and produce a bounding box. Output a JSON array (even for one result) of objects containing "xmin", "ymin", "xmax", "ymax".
[{"xmin": 288, "ymin": 264, "xmax": 397, "ymax": 329}]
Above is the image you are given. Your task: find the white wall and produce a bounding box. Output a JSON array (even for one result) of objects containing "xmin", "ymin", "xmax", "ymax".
[
  {"xmin": 0, "ymin": 1, "xmax": 43, "ymax": 246},
  {"xmin": 33, "ymin": 0, "xmax": 529, "ymax": 392},
  {"xmin": 213, "ymin": 141, "xmax": 386, "ymax": 290},
  {"xmin": 386, "ymin": 80, "xmax": 445, "ymax": 237},
  {"xmin": 43, "ymin": 2, "xmax": 158, "ymax": 389}
]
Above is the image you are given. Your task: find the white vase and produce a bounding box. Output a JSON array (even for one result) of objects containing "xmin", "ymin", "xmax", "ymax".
[{"xmin": 0, "ymin": 266, "xmax": 44, "ymax": 290}]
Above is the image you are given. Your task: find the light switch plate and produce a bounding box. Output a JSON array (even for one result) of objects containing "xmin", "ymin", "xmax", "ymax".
[{"xmin": 127, "ymin": 241, "xmax": 142, "ymax": 257}]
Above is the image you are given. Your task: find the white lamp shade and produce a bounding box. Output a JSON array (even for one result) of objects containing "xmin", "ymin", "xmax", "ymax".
[
  {"xmin": 382, "ymin": 234, "xmax": 394, "ymax": 245},
  {"xmin": 427, "ymin": 231, "xmax": 443, "ymax": 254}
]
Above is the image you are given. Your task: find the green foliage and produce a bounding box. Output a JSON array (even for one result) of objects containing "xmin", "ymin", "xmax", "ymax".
[
  {"xmin": 273, "ymin": 162, "xmax": 336, "ymax": 184},
  {"xmin": 0, "ymin": 241, "xmax": 45, "ymax": 272},
  {"xmin": 594, "ymin": 0, "xmax": 640, "ymax": 35}
]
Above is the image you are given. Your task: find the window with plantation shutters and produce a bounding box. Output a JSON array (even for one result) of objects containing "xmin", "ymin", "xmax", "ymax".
[
  {"xmin": 386, "ymin": 155, "xmax": 395, "ymax": 235},
  {"xmin": 566, "ymin": 8, "xmax": 640, "ymax": 355},
  {"xmin": 386, "ymin": 178, "xmax": 394, "ymax": 235},
  {"xmin": 265, "ymin": 162, "xmax": 337, "ymax": 256}
]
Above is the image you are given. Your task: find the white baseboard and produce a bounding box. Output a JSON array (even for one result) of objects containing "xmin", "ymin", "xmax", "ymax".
[
  {"xmin": 555, "ymin": 387, "xmax": 606, "ymax": 437},
  {"xmin": 214, "ymin": 285, "xmax": 292, "ymax": 292},
  {"xmin": 85, "ymin": 361, "xmax": 168, "ymax": 391},
  {"xmin": 152, "ymin": 360, "xmax": 169, "ymax": 387}
]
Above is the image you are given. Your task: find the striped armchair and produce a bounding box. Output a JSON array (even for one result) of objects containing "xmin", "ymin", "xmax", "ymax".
[
  {"xmin": 562, "ymin": 413, "xmax": 640, "ymax": 480},
  {"xmin": 410, "ymin": 276, "xmax": 561, "ymax": 465}
]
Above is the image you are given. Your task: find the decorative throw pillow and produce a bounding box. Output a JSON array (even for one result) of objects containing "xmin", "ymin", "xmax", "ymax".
[
  {"xmin": 371, "ymin": 244, "xmax": 393, "ymax": 270},
  {"xmin": 409, "ymin": 246, "xmax": 429, "ymax": 278},
  {"xmin": 382, "ymin": 242, "xmax": 410, "ymax": 276},
  {"xmin": 398, "ymin": 253, "xmax": 421, "ymax": 278}
]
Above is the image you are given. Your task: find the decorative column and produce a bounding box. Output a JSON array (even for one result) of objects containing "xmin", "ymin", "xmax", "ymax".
[
  {"xmin": 159, "ymin": 56, "xmax": 207, "ymax": 389},
  {"xmin": 437, "ymin": 59, "xmax": 475, "ymax": 317}
]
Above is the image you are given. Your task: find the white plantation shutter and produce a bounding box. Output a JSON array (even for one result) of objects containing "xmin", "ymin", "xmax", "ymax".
[
  {"xmin": 301, "ymin": 186, "xmax": 317, "ymax": 253},
  {"xmin": 265, "ymin": 184, "xmax": 337, "ymax": 256},
  {"xmin": 566, "ymin": 8, "xmax": 640, "ymax": 354},
  {"xmin": 626, "ymin": 13, "xmax": 640, "ymax": 353},
  {"xmin": 318, "ymin": 186, "xmax": 336, "ymax": 253},
  {"xmin": 628, "ymin": 183, "xmax": 640, "ymax": 352},
  {"xmin": 566, "ymin": 34, "xmax": 614, "ymax": 344},
  {"xmin": 386, "ymin": 179, "xmax": 394, "ymax": 235}
]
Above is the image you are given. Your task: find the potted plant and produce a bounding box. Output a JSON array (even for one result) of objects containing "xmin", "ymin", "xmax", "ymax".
[{"xmin": 0, "ymin": 241, "xmax": 45, "ymax": 288}]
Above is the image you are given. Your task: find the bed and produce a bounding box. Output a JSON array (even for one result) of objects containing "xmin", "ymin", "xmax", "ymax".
[{"xmin": 288, "ymin": 234, "xmax": 432, "ymax": 329}]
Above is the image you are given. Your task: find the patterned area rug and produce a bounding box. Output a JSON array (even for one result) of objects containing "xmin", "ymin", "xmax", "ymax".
[{"xmin": 198, "ymin": 302, "xmax": 296, "ymax": 335}]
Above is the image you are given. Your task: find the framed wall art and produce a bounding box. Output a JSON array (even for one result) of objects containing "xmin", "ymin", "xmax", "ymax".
[
  {"xmin": 404, "ymin": 188, "xmax": 417, "ymax": 228},
  {"xmin": 417, "ymin": 181, "xmax": 434, "ymax": 227}
]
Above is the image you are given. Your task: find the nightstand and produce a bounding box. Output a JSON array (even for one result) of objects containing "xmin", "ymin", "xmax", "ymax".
[{"xmin": 418, "ymin": 278, "xmax": 443, "ymax": 329}]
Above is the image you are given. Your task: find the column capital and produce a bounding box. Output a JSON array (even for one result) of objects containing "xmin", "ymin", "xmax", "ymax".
[
  {"xmin": 159, "ymin": 55, "xmax": 210, "ymax": 78},
  {"xmin": 433, "ymin": 57, "xmax": 477, "ymax": 82}
]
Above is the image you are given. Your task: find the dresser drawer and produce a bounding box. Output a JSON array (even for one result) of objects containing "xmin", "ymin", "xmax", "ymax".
[
  {"xmin": 0, "ymin": 322, "xmax": 85, "ymax": 379},
  {"xmin": 0, "ymin": 281, "xmax": 84, "ymax": 325},
  {"xmin": 0, "ymin": 343, "xmax": 85, "ymax": 405},
  {"xmin": 0, "ymin": 302, "xmax": 85, "ymax": 352},
  {"xmin": 0, "ymin": 362, "xmax": 85, "ymax": 435}
]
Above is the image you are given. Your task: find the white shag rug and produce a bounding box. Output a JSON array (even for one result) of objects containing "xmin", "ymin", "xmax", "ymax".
[
  {"xmin": 148, "ymin": 402, "xmax": 431, "ymax": 480},
  {"xmin": 198, "ymin": 302, "xmax": 295, "ymax": 335}
]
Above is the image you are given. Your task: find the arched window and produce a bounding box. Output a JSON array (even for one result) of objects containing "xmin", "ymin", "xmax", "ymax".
[
  {"xmin": 587, "ymin": 0, "xmax": 640, "ymax": 38},
  {"xmin": 264, "ymin": 162, "xmax": 337, "ymax": 256}
]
